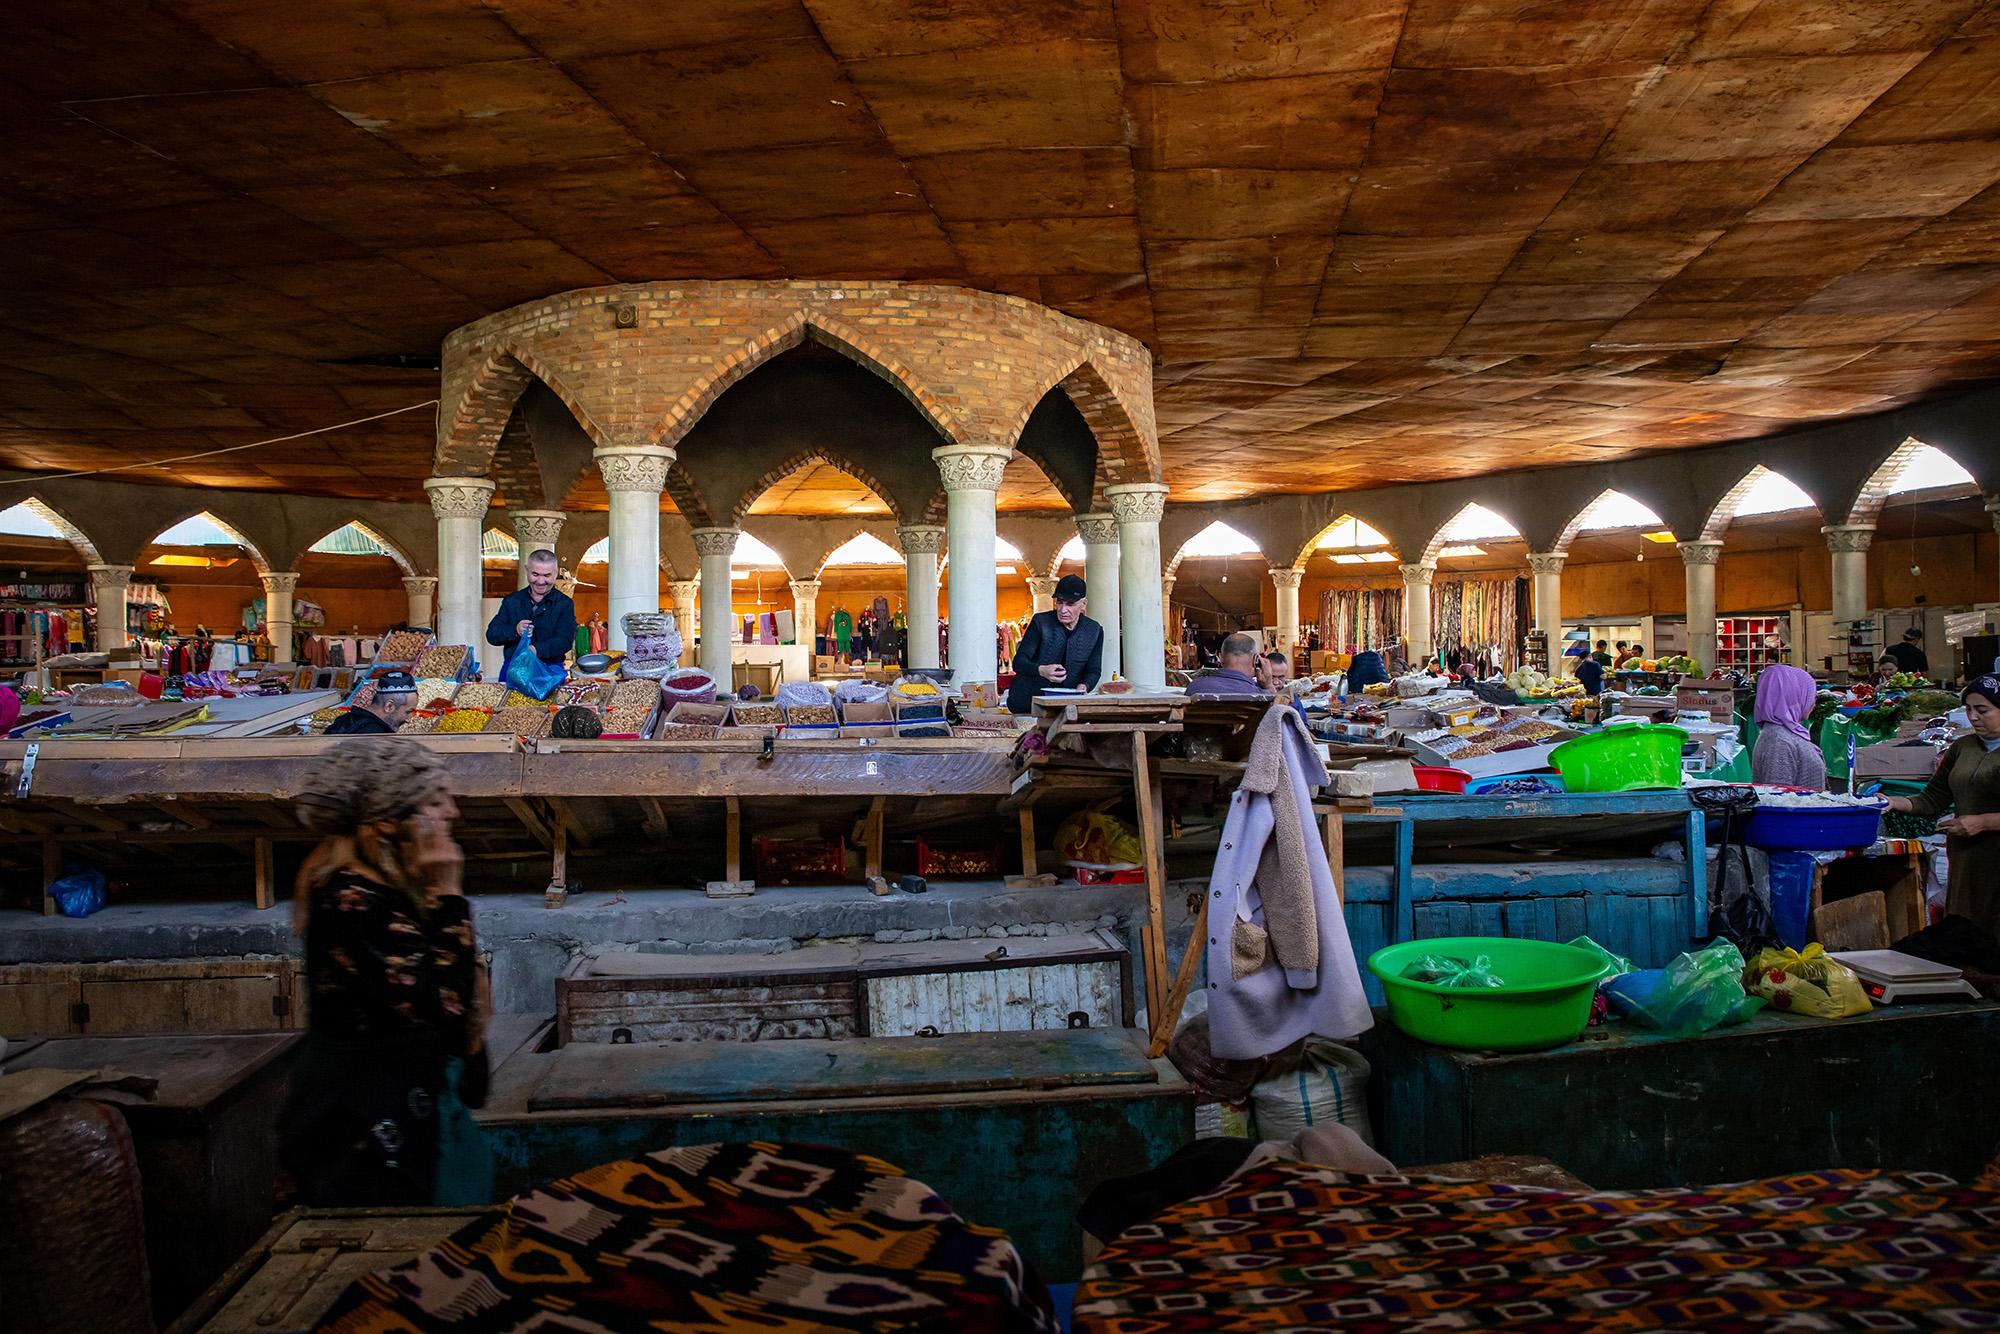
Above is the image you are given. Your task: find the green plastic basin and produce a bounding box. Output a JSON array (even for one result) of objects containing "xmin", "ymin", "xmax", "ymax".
[
  {"xmin": 1367, "ymin": 937, "xmax": 1615, "ymax": 1052},
  {"xmin": 1548, "ymin": 724, "xmax": 1688, "ymax": 793}
]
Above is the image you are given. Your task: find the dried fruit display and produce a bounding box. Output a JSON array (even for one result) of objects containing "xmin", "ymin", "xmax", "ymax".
[
  {"xmin": 489, "ymin": 706, "xmax": 551, "ymax": 737},
  {"xmin": 782, "ymin": 704, "xmax": 836, "ymax": 725},
  {"xmin": 600, "ymin": 704, "xmax": 654, "ymax": 735},
  {"xmin": 414, "ymin": 645, "xmax": 468, "ymax": 679},
  {"xmin": 655, "ymin": 722, "xmax": 721, "ymax": 739},
  {"xmin": 375, "ymin": 630, "xmax": 431, "ymax": 663},
  {"xmin": 436, "ymin": 709, "xmax": 490, "ymax": 733},
  {"xmin": 612, "ymin": 679, "xmax": 661, "ymax": 709},
  {"xmin": 415, "ymin": 678, "xmax": 458, "ymax": 706},
  {"xmin": 732, "ymin": 704, "xmax": 784, "ymax": 726},
  {"xmin": 453, "ymin": 682, "xmax": 507, "ymax": 710},
  {"xmin": 397, "ymin": 713, "xmax": 439, "ymax": 734}
]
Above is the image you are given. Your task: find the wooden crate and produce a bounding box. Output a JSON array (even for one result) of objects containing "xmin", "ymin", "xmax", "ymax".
[
  {"xmin": 860, "ymin": 933, "xmax": 1132, "ymax": 1036},
  {"xmin": 0, "ymin": 957, "xmax": 305, "ymax": 1039},
  {"xmin": 170, "ymin": 1206, "xmax": 482, "ymax": 1334}
]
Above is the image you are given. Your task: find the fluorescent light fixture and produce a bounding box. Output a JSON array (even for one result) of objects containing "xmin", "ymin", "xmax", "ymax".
[{"xmin": 1641, "ymin": 531, "xmax": 1679, "ymax": 543}]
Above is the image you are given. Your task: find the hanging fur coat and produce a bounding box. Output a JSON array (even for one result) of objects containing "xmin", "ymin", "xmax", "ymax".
[{"xmin": 1204, "ymin": 701, "xmax": 1373, "ymax": 1060}]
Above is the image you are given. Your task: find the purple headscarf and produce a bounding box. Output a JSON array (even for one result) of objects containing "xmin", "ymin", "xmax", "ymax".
[{"xmin": 1753, "ymin": 664, "xmax": 1817, "ymax": 741}]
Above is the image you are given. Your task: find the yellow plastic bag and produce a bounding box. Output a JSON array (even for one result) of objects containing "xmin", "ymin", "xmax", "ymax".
[
  {"xmin": 1743, "ymin": 943, "xmax": 1872, "ymax": 1019},
  {"xmin": 1054, "ymin": 807, "xmax": 1146, "ymax": 869}
]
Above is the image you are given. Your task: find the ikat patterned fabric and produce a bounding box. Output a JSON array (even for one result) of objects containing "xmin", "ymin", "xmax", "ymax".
[
  {"xmin": 1075, "ymin": 1163, "xmax": 2000, "ymax": 1331},
  {"xmin": 317, "ymin": 1140, "xmax": 1058, "ymax": 1333}
]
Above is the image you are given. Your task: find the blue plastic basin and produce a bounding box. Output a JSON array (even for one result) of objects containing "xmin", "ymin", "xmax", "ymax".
[{"xmin": 1741, "ymin": 803, "xmax": 1885, "ymax": 851}]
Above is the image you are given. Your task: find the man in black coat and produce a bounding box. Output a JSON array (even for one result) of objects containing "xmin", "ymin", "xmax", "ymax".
[
  {"xmin": 484, "ymin": 548, "xmax": 575, "ymax": 667},
  {"xmin": 1006, "ymin": 573, "xmax": 1105, "ymax": 713}
]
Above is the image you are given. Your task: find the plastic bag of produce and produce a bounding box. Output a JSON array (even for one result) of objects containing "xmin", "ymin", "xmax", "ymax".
[
  {"xmin": 501, "ymin": 637, "xmax": 566, "ymax": 702},
  {"xmin": 775, "ymin": 681, "xmax": 833, "ymax": 710},
  {"xmin": 1604, "ymin": 938, "xmax": 1765, "ymax": 1036},
  {"xmin": 1249, "ymin": 1038, "xmax": 1375, "ymax": 1146},
  {"xmin": 1742, "ymin": 943, "xmax": 1872, "ymax": 1018},
  {"xmin": 833, "ymin": 678, "xmax": 887, "ymax": 706},
  {"xmin": 50, "ymin": 861, "xmax": 107, "ymax": 918},
  {"xmin": 1399, "ymin": 953, "xmax": 1506, "ymax": 988}
]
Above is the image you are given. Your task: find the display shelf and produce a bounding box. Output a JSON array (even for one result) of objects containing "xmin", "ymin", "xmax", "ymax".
[{"xmin": 1713, "ymin": 614, "xmax": 1788, "ymax": 671}]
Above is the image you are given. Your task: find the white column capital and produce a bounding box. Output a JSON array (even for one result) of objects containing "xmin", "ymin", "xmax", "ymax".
[
  {"xmin": 1161, "ymin": 575, "xmax": 1177, "ymax": 600},
  {"xmin": 1399, "ymin": 562, "xmax": 1437, "ymax": 586},
  {"xmin": 1026, "ymin": 577, "xmax": 1058, "ymax": 611},
  {"xmin": 1075, "ymin": 511, "xmax": 1121, "ymax": 546},
  {"xmin": 691, "ymin": 526, "xmax": 740, "ymax": 559},
  {"xmin": 400, "ymin": 575, "xmax": 438, "ymax": 598},
  {"xmin": 1526, "ymin": 551, "xmax": 1566, "ymax": 577},
  {"xmin": 593, "ymin": 444, "xmax": 675, "ymax": 493},
  {"xmin": 897, "ymin": 524, "xmax": 946, "ymax": 555},
  {"xmin": 1105, "ymin": 482, "xmax": 1170, "ymax": 525},
  {"xmin": 424, "ymin": 475, "xmax": 495, "ymax": 520},
  {"xmin": 87, "ymin": 563, "xmax": 134, "ymax": 589},
  {"xmin": 668, "ymin": 579, "xmax": 701, "ymax": 607},
  {"xmin": 1677, "ymin": 540, "xmax": 1725, "ymax": 567},
  {"xmin": 511, "ymin": 508, "xmax": 566, "ymax": 547},
  {"xmin": 932, "ymin": 443, "xmax": 1012, "ymax": 493},
  {"xmin": 1269, "ymin": 566, "xmax": 1304, "ymax": 591},
  {"xmin": 259, "ymin": 570, "xmax": 300, "ymax": 597},
  {"xmin": 1821, "ymin": 523, "xmax": 1876, "ymax": 554},
  {"xmin": 789, "ymin": 579, "xmax": 822, "ymax": 599}
]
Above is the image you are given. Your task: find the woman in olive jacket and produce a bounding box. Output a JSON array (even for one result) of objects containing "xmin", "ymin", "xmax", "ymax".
[{"xmin": 1888, "ymin": 676, "xmax": 2000, "ymax": 938}]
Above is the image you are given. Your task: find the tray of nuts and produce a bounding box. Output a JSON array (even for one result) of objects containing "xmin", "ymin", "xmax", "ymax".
[
  {"xmin": 599, "ymin": 704, "xmax": 655, "ymax": 737},
  {"xmin": 307, "ymin": 707, "xmax": 344, "ymax": 734},
  {"xmin": 414, "ymin": 645, "xmax": 468, "ymax": 679},
  {"xmin": 453, "ymin": 682, "xmax": 507, "ymax": 711},
  {"xmin": 397, "ymin": 712, "xmax": 440, "ymax": 734},
  {"xmin": 781, "ymin": 703, "xmax": 837, "ymax": 726},
  {"xmin": 415, "ymin": 678, "xmax": 459, "ymax": 706},
  {"xmin": 731, "ymin": 703, "xmax": 784, "ymax": 727},
  {"xmin": 612, "ymin": 678, "xmax": 661, "ymax": 709},
  {"xmin": 374, "ymin": 629, "xmax": 431, "ymax": 664},
  {"xmin": 488, "ymin": 706, "xmax": 552, "ymax": 738},
  {"xmin": 654, "ymin": 722, "xmax": 721, "ymax": 740}
]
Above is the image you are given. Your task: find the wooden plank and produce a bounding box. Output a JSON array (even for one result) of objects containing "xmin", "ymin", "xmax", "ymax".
[
  {"xmin": 253, "ymin": 837, "xmax": 275, "ymax": 912},
  {"xmin": 545, "ymin": 815, "xmax": 568, "ymax": 909},
  {"xmin": 1149, "ymin": 893, "xmax": 1209, "ymax": 1059},
  {"xmin": 1131, "ymin": 729, "xmax": 1170, "ymax": 1032},
  {"xmin": 1017, "ymin": 807, "xmax": 1037, "ymax": 879},
  {"xmin": 41, "ymin": 838, "xmax": 58, "ymax": 916},
  {"xmin": 725, "ymin": 797, "xmax": 741, "ymax": 883},
  {"xmin": 503, "ymin": 797, "xmax": 554, "ymax": 851},
  {"xmin": 1814, "ymin": 890, "xmax": 1890, "ymax": 952},
  {"xmin": 524, "ymin": 1028, "xmax": 1158, "ymax": 1111},
  {"xmin": 862, "ymin": 795, "xmax": 887, "ymax": 895}
]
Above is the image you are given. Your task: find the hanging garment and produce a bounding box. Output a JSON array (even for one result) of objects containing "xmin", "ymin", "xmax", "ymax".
[
  {"xmin": 590, "ymin": 622, "xmax": 608, "ymax": 654},
  {"xmin": 833, "ymin": 608, "xmax": 853, "ymax": 654},
  {"xmin": 758, "ymin": 612, "xmax": 777, "ymax": 645}
]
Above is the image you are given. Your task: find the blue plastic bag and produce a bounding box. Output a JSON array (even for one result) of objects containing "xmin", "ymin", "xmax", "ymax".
[
  {"xmin": 502, "ymin": 637, "xmax": 566, "ymax": 702},
  {"xmin": 51, "ymin": 861, "xmax": 106, "ymax": 918}
]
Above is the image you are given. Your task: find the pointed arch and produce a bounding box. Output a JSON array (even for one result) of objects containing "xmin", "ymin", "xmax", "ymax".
[
  {"xmin": 6, "ymin": 495, "xmax": 104, "ymax": 565},
  {"xmin": 732, "ymin": 450, "xmax": 905, "ymax": 525},
  {"xmin": 648, "ymin": 315, "xmax": 960, "ymax": 455},
  {"xmin": 816, "ymin": 528, "xmax": 906, "ymax": 575},
  {"xmin": 1847, "ymin": 438, "xmax": 1978, "ymax": 524},
  {"xmin": 435, "ymin": 342, "xmax": 608, "ymax": 477},
  {"xmin": 1700, "ymin": 465, "xmax": 1819, "ymax": 540},
  {"xmin": 1052, "ymin": 535, "xmax": 1085, "ymax": 576},
  {"xmin": 1005, "ymin": 357, "xmax": 1157, "ymax": 500},
  {"xmin": 1419, "ymin": 502, "xmax": 1524, "ymax": 563},
  {"xmin": 301, "ymin": 519, "xmax": 417, "ymax": 576},
  {"xmin": 1550, "ymin": 489, "xmax": 1668, "ymax": 556},
  {"xmin": 1290, "ymin": 513, "xmax": 1399, "ymax": 570},
  {"xmin": 1166, "ymin": 521, "xmax": 1266, "ymax": 575},
  {"xmin": 143, "ymin": 509, "xmax": 273, "ymax": 575}
]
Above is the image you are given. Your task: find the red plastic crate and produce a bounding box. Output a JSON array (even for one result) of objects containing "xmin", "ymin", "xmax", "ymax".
[
  {"xmin": 753, "ymin": 836, "xmax": 847, "ymax": 882},
  {"xmin": 915, "ymin": 838, "xmax": 1003, "ymax": 878}
]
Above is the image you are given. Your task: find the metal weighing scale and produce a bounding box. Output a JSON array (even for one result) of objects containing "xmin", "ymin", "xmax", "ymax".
[{"xmin": 1829, "ymin": 950, "xmax": 1982, "ymax": 1004}]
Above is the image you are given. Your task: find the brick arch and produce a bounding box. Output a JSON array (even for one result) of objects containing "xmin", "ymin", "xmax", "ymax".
[
  {"xmin": 1700, "ymin": 464, "xmax": 1820, "ymax": 541},
  {"xmin": 1013, "ymin": 435, "xmax": 1089, "ymax": 513},
  {"xmin": 292, "ymin": 518, "xmax": 418, "ymax": 576},
  {"xmin": 648, "ymin": 314, "xmax": 961, "ymax": 455},
  {"xmin": 1846, "ymin": 437, "xmax": 1977, "ymax": 525},
  {"xmin": 1549, "ymin": 488, "xmax": 1668, "ymax": 557},
  {"xmin": 730, "ymin": 449, "xmax": 907, "ymax": 526},
  {"xmin": 1417, "ymin": 500, "xmax": 1526, "ymax": 564},
  {"xmin": 1011, "ymin": 357, "xmax": 1159, "ymax": 491},
  {"xmin": 435, "ymin": 343, "xmax": 608, "ymax": 477},
  {"xmin": 9, "ymin": 493, "xmax": 105, "ymax": 565},
  {"xmin": 809, "ymin": 522, "xmax": 905, "ymax": 577},
  {"xmin": 663, "ymin": 460, "xmax": 714, "ymax": 529},
  {"xmin": 1166, "ymin": 520, "xmax": 1269, "ymax": 576}
]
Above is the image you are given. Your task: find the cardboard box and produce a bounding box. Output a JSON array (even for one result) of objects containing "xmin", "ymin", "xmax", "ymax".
[
  {"xmin": 1674, "ymin": 678, "xmax": 1736, "ymax": 723},
  {"xmin": 1854, "ymin": 739, "xmax": 1946, "ymax": 779}
]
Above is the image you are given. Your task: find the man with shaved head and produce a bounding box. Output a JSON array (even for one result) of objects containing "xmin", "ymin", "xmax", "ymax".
[{"xmin": 485, "ymin": 548, "xmax": 576, "ymax": 667}]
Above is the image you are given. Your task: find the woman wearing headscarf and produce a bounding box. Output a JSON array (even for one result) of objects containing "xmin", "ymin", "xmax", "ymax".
[
  {"xmin": 1751, "ymin": 664, "xmax": 1826, "ymax": 789},
  {"xmin": 1887, "ymin": 675, "xmax": 2000, "ymax": 938},
  {"xmin": 280, "ymin": 738, "xmax": 490, "ymax": 1207}
]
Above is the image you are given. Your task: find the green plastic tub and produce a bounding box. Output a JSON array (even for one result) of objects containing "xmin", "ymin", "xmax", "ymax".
[
  {"xmin": 1548, "ymin": 724, "xmax": 1688, "ymax": 793},
  {"xmin": 1367, "ymin": 937, "xmax": 1617, "ymax": 1052}
]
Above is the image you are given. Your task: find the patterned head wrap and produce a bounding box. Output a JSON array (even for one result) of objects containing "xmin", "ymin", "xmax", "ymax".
[
  {"xmin": 295, "ymin": 738, "xmax": 449, "ymax": 835},
  {"xmin": 1964, "ymin": 675, "xmax": 2000, "ymax": 712}
]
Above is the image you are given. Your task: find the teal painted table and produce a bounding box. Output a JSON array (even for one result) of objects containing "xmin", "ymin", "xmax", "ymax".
[
  {"xmin": 478, "ymin": 1027, "xmax": 1192, "ymax": 1283},
  {"xmin": 1370, "ymin": 1000, "xmax": 2000, "ymax": 1188}
]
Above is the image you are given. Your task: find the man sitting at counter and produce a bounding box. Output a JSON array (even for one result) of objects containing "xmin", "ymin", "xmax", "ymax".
[
  {"xmin": 1006, "ymin": 574, "xmax": 1104, "ymax": 713},
  {"xmin": 485, "ymin": 548, "xmax": 576, "ymax": 668}
]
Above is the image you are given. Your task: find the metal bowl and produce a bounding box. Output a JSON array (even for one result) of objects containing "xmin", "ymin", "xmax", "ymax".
[{"xmin": 574, "ymin": 653, "xmax": 613, "ymax": 674}]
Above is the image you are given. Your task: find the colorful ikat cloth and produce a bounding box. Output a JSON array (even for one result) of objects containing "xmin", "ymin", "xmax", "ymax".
[
  {"xmin": 316, "ymin": 1140, "xmax": 1058, "ymax": 1334},
  {"xmin": 1075, "ymin": 1163, "xmax": 2000, "ymax": 1331}
]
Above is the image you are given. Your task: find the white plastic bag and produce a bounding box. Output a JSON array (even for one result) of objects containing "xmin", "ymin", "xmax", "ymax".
[{"xmin": 1249, "ymin": 1038, "xmax": 1374, "ymax": 1146}]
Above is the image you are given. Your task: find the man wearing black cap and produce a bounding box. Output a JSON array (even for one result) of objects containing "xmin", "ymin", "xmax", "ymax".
[{"xmin": 1006, "ymin": 573, "xmax": 1104, "ymax": 713}]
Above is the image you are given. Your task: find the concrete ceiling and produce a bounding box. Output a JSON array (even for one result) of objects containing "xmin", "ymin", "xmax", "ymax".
[{"xmin": 5, "ymin": 1, "xmax": 2000, "ymax": 509}]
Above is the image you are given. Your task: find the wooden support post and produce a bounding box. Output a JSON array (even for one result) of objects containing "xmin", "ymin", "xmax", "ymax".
[
  {"xmin": 1017, "ymin": 807, "xmax": 1038, "ymax": 879},
  {"xmin": 253, "ymin": 837, "xmax": 275, "ymax": 911},
  {"xmin": 504, "ymin": 797, "xmax": 555, "ymax": 851},
  {"xmin": 1322, "ymin": 809, "xmax": 1345, "ymax": 902},
  {"xmin": 545, "ymin": 810, "xmax": 569, "ymax": 909},
  {"xmin": 707, "ymin": 796, "xmax": 754, "ymax": 897},
  {"xmin": 1130, "ymin": 730, "xmax": 1170, "ymax": 1035},
  {"xmin": 638, "ymin": 797, "xmax": 671, "ymax": 841},
  {"xmin": 1149, "ymin": 893, "xmax": 1209, "ymax": 1059},
  {"xmin": 41, "ymin": 839, "xmax": 58, "ymax": 917},
  {"xmin": 863, "ymin": 796, "xmax": 888, "ymax": 896}
]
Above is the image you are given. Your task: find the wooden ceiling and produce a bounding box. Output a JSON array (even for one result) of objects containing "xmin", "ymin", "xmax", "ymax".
[{"xmin": 5, "ymin": 2, "xmax": 2000, "ymax": 509}]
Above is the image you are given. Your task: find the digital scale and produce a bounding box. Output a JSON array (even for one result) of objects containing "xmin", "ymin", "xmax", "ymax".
[{"xmin": 1829, "ymin": 950, "xmax": 1982, "ymax": 1004}]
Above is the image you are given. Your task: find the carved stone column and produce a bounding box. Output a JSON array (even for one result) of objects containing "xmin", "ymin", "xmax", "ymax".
[
  {"xmin": 400, "ymin": 575, "xmax": 437, "ymax": 628},
  {"xmin": 789, "ymin": 578, "xmax": 821, "ymax": 651},
  {"xmin": 594, "ymin": 445, "xmax": 675, "ymax": 652},
  {"xmin": 1400, "ymin": 561, "xmax": 1437, "ymax": 666},
  {"xmin": 87, "ymin": 563, "xmax": 133, "ymax": 653},
  {"xmin": 1270, "ymin": 566, "xmax": 1304, "ymax": 657},
  {"xmin": 898, "ymin": 524, "xmax": 945, "ymax": 670},
  {"xmin": 933, "ymin": 444, "xmax": 1013, "ymax": 690},
  {"xmin": 424, "ymin": 476, "xmax": 495, "ymax": 657},
  {"xmin": 259, "ymin": 571, "xmax": 300, "ymax": 665},
  {"xmin": 1822, "ymin": 523, "xmax": 1875, "ymax": 627},
  {"xmin": 1026, "ymin": 576, "xmax": 1057, "ymax": 614},
  {"xmin": 1076, "ymin": 511, "xmax": 1121, "ymax": 678},
  {"xmin": 1106, "ymin": 482, "xmax": 1171, "ymax": 688},
  {"xmin": 692, "ymin": 526, "xmax": 740, "ymax": 684},
  {"xmin": 1526, "ymin": 551, "xmax": 1565, "ymax": 655},
  {"xmin": 1678, "ymin": 540, "xmax": 1724, "ymax": 673},
  {"xmin": 510, "ymin": 509, "xmax": 565, "ymax": 589}
]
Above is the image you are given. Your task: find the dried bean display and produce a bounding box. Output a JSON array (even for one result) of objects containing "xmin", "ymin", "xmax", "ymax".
[{"xmin": 436, "ymin": 709, "xmax": 490, "ymax": 734}]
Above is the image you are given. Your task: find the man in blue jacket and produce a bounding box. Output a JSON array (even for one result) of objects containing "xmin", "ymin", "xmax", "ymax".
[
  {"xmin": 485, "ymin": 548, "xmax": 575, "ymax": 667},
  {"xmin": 1006, "ymin": 574, "xmax": 1104, "ymax": 713}
]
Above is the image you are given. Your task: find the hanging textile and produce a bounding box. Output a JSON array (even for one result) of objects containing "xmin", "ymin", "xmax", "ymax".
[
  {"xmin": 1428, "ymin": 578, "xmax": 1520, "ymax": 670},
  {"xmin": 1316, "ymin": 587, "xmax": 1402, "ymax": 656}
]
